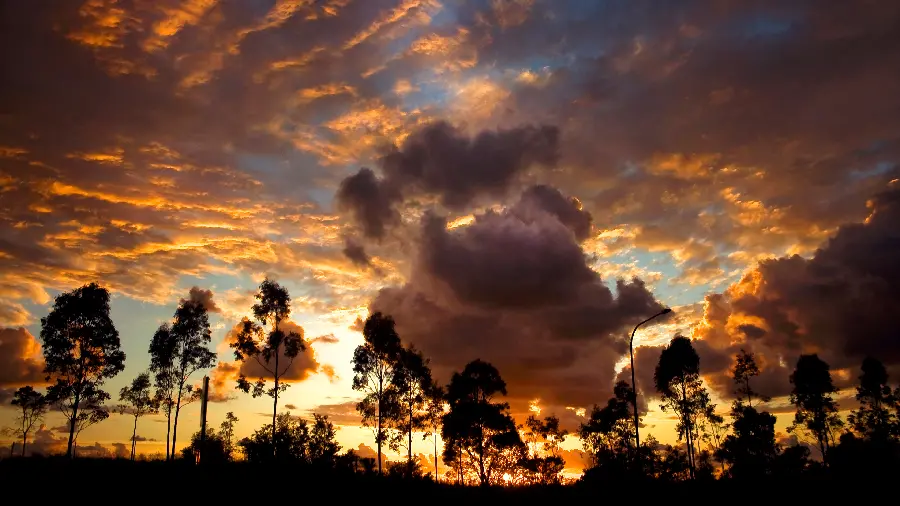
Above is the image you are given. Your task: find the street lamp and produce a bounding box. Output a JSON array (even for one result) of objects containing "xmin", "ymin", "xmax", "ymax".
[{"xmin": 630, "ymin": 307, "xmax": 671, "ymax": 453}]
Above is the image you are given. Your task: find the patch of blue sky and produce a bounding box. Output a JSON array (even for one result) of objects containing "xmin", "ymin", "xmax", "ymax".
[
  {"xmin": 849, "ymin": 161, "xmax": 895, "ymax": 181},
  {"xmin": 729, "ymin": 15, "xmax": 794, "ymax": 41}
]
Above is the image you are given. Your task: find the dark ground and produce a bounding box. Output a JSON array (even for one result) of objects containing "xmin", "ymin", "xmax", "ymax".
[{"xmin": 0, "ymin": 457, "xmax": 851, "ymax": 503}]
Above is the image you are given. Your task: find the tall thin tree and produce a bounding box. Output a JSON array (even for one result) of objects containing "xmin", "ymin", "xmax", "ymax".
[
  {"xmin": 118, "ymin": 372, "xmax": 158, "ymax": 461},
  {"xmin": 9, "ymin": 386, "xmax": 47, "ymax": 456},
  {"xmin": 168, "ymin": 295, "xmax": 216, "ymax": 459},
  {"xmin": 848, "ymin": 357, "xmax": 898, "ymax": 441},
  {"xmin": 351, "ymin": 312, "xmax": 402, "ymax": 473},
  {"xmin": 732, "ymin": 349, "xmax": 770, "ymax": 408},
  {"xmin": 232, "ymin": 278, "xmax": 305, "ymax": 459},
  {"xmin": 788, "ymin": 354, "xmax": 843, "ymax": 465},
  {"xmin": 149, "ymin": 323, "xmax": 177, "ymax": 459},
  {"xmin": 654, "ymin": 336, "xmax": 709, "ymax": 479},
  {"xmin": 41, "ymin": 283, "xmax": 126, "ymax": 458},
  {"xmin": 390, "ymin": 345, "xmax": 433, "ymax": 473},
  {"xmin": 423, "ymin": 382, "xmax": 446, "ymax": 480}
]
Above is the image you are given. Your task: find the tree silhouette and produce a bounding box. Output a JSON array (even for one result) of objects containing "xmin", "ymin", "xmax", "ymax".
[
  {"xmin": 40, "ymin": 283, "xmax": 125, "ymax": 459},
  {"xmin": 9, "ymin": 386, "xmax": 47, "ymax": 456},
  {"xmin": 579, "ymin": 381, "xmax": 636, "ymax": 477},
  {"xmin": 117, "ymin": 372, "xmax": 158, "ymax": 461},
  {"xmin": 352, "ymin": 312, "xmax": 402, "ymax": 473},
  {"xmin": 422, "ymin": 382, "xmax": 445, "ymax": 480},
  {"xmin": 219, "ymin": 411, "xmax": 239, "ymax": 460},
  {"xmin": 238, "ymin": 412, "xmax": 340, "ymax": 465},
  {"xmin": 522, "ymin": 414, "xmax": 568, "ymax": 484},
  {"xmin": 847, "ymin": 357, "xmax": 898, "ymax": 441},
  {"xmin": 654, "ymin": 336, "xmax": 709, "ymax": 479},
  {"xmin": 788, "ymin": 354, "xmax": 843, "ymax": 465},
  {"xmin": 232, "ymin": 279, "xmax": 305, "ymax": 460},
  {"xmin": 732, "ymin": 349, "xmax": 769, "ymax": 408},
  {"xmin": 168, "ymin": 294, "xmax": 216, "ymax": 460},
  {"xmin": 71, "ymin": 387, "xmax": 110, "ymax": 455},
  {"xmin": 716, "ymin": 405, "xmax": 778, "ymax": 478},
  {"xmin": 441, "ymin": 359, "xmax": 525, "ymax": 486},
  {"xmin": 148, "ymin": 323, "xmax": 177, "ymax": 459},
  {"xmin": 181, "ymin": 427, "xmax": 228, "ymax": 463},
  {"xmin": 389, "ymin": 345, "xmax": 433, "ymax": 474}
]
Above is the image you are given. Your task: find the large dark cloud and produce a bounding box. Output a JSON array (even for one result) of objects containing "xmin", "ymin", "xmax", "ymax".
[
  {"xmin": 371, "ymin": 185, "xmax": 663, "ymax": 414},
  {"xmin": 475, "ymin": 0, "xmax": 900, "ymax": 271},
  {"xmin": 695, "ymin": 187, "xmax": 900, "ymax": 400},
  {"xmin": 337, "ymin": 121, "xmax": 559, "ymax": 241}
]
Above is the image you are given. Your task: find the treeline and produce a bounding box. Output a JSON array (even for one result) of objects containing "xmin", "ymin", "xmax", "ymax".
[
  {"xmin": 4, "ymin": 279, "xmax": 338, "ymax": 464},
  {"xmin": 5, "ymin": 281, "xmax": 900, "ymax": 486},
  {"xmin": 347, "ymin": 316, "xmax": 900, "ymax": 484}
]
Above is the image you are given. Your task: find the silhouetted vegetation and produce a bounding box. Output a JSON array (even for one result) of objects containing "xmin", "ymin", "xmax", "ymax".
[
  {"xmin": 232, "ymin": 278, "xmax": 306, "ymax": 459},
  {"xmin": 117, "ymin": 372, "xmax": 158, "ymax": 461},
  {"xmin": 7, "ymin": 283, "xmax": 900, "ymax": 494},
  {"xmin": 4, "ymin": 386, "xmax": 47, "ymax": 456},
  {"xmin": 40, "ymin": 283, "xmax": 125, "ymax": 459}
]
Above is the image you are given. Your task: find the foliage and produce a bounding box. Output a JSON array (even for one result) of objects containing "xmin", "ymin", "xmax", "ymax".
[
  {"xmin": 148, "ymin": 323, "xmax": 178, "ymax": 459},
  {"xmin": 351, "ymin": 312, "xmax": 402, "ymax": 473},
  {"xmin": 732, "ymin": 349, "xmax": 770, "ymax": 408},
  {"xmin": 422, "ymin": 382, "xmax": 446, "ymax": 480},
  {"xmin": 716, "ymin": 405, "xmax": 778, "ymax": 479},
  {"xmin": 219, "ymin": 411, "xmax": 239, "ymax": 460},
  {"xmin": 232, "ymin": 278, "xmax": 305, "ymax": 459},
  {"xmin": 441, "ymin": 359, "xmax": 526, "ymax": 486},
  {"xmin": 167, "ymin": 294, "xmax": 216, "ymax": 461},
  {"xmin": 388, "ymin": 345, "xmax": 433, "ymax": 471},
  {"xmin": 238, "ymin": 413, "xmax": 340, "ymax": 465},
  {"xmin": 579, "ymin": 381, "xmax": 636, "ymax": 477},
  {"xmin": 788, "ymin": 354, "xmax": 843, "ymax": 465},
  {"xmin": 847, "ymin": 357, "xmax": 899, "ymax": 441},
  {"xmin": 653, "ymin": 336, "xmax": 709, "ymax": 479},
  {"xmin": 41, "ymin": 283, "xmax": 125, "ymax": 459},
  {"xmin": 180, "ymin": 427, "xmax": 229, "ymax": 464},
  {"xmin": 117, "ymin": 372, "xmax": 158, "ymax": 461},
  {"xmin": 8, "ymin": 386, "xmax": 48, "ymax": 456},
  {"xmin": 522, "ymin": 414, "xmax": 567, "ymax": 484}
]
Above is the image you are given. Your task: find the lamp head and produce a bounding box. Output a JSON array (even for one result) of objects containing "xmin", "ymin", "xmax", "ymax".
[{"xmin": 660, "ymin": 308, "xmax": 672, "ymax": 315}]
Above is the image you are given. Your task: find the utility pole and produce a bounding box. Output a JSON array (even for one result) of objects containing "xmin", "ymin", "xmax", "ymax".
[{"xmin": 198, "ymin": 375, "xmax": 209, "ymax": 464}]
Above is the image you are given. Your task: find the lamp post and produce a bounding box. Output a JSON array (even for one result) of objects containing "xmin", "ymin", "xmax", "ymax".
[{"xmin": 630, "ymin": 308, "xmax": 671, "ymax": 454}]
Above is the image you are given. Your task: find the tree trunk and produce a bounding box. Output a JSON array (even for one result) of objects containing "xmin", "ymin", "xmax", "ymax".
[
  {"xmin": 131, "ymin": 415, "xmax": 139, "ymax": 461},
  {"xmin": 21, "ymin": 431, "xmax": 27, "ymax": 457},
  {"xmin": 165, "ymin": 404, "xmax": 172, "ymax": 460},
  {"xmin": 434, "ymin": 432, "xmax": 438, "ymax": 481},
  {"xmin": 408, "ymin": 409, "xmax": 413, "ymax": 470},
  {"xmin": 377, "ymin": 373, "xmax": 383, "ymax": 474},
  {"xmin": 66, "ymin": 389, "xmax": 80, "ymax": 459},
  {"xmin": 171, "ymin": 384, "xmax": 184, "ymax": 460},
  {"xmin": 273, "ymin": 348, "xmax": 279, "ymax": 460}
]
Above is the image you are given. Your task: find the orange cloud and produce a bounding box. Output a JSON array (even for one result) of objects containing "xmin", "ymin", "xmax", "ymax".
[{"xmin": 0, "ymin": 327, "xmax": 45, "ymax": 388}]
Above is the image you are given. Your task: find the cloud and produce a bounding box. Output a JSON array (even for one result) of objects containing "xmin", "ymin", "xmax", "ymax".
[
  {"xmin": 342, "ymin": 237, "xmax": 373, "ymax": 267},
  {"xmin": 694, "ymin": 188, "xmax": 900, "ymax": 400},
  {"xmin": 217, "ymin": 319, "xmax": 335, "ymax": 388},
  {"xmin": 0, "ymin": 388, "xmax": 14, "ymax": 404},
  {"xmin": 0, "ymin": 300, "xmax": 33, "ymax": 327},
  {"xmin": 284, "ymin": 403, "xmax": 298, "ymax": 410},
  {"xmin": 0, "ymin": 327, "xmax": 45, "ymax": 388},
  {"xmin": 206, "ymin": 361, "xmax": 239, "ymax": 403},
  {"xmin": 337, "ymin": 121, "xmax": 559, "ymax": 240},
  {"xmin": 310, "ymin": 333, "xmax": 339, "ymax": 345},
  {"xmin": 371, "ymin": 185, "xmax": 664, "ymax": 412},
  {"xmin": 307, "ymin": 400, "xmax": 361, "ymax": 426},
  {"xmin": 182, "ymin": 286, "xmax": 221, "ymax": 313}
]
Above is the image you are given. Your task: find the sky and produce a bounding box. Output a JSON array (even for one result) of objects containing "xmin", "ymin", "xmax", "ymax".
[{"xmin": 1, "ymin": 0, "xmax": 900, "ymax": 472}]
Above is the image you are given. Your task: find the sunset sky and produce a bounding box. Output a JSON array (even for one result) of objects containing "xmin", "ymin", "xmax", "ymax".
[{"xmin": 1, "ymin": 0, "xmax": 899, "ymax": 470}]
